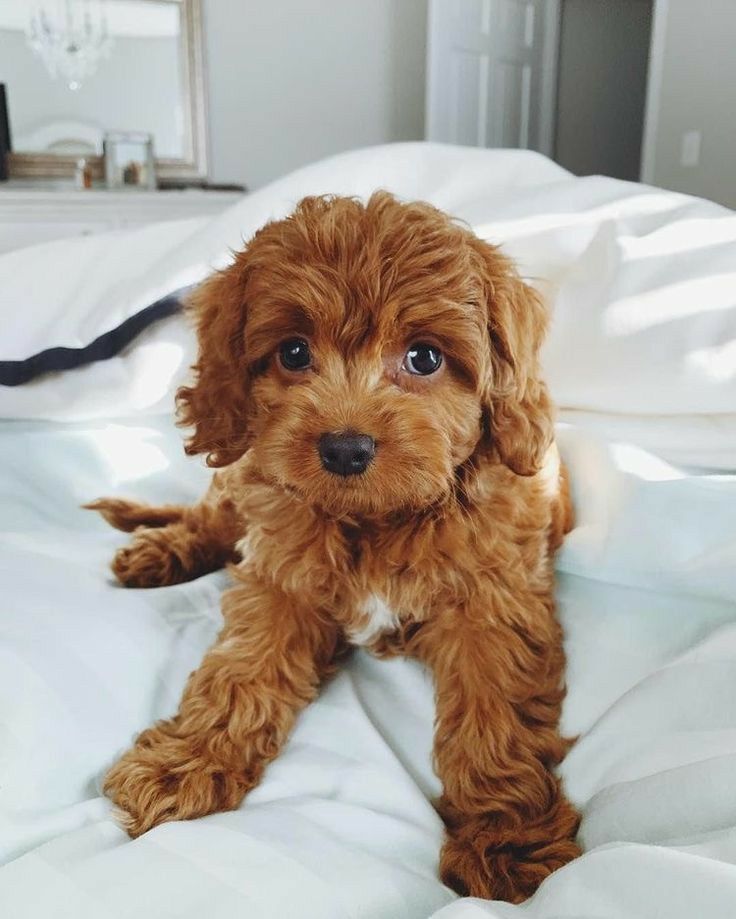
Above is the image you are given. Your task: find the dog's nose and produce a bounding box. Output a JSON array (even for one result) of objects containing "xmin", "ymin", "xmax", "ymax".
[{"xmin": 318, "ymin": 432, "xmax": 375, "ymax": 476}]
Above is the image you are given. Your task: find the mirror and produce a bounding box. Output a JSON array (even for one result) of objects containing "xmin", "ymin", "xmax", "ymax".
[{"xmin": 0, "ymin": 0, "xmax": 207, "ymax": 183}]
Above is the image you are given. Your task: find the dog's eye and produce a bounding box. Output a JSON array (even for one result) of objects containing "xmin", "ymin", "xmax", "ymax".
[
  {"xmin": 404, "ymin": 343, "xmax": 443, "ymax": 376},
  {"xmin": 279, "ymin": 338, "xmax": 312, "ymax": 371}
]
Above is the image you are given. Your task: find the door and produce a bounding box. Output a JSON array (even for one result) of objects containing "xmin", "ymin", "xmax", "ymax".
[{"xmin": 426, "ymin": 0, "xmax": 559, "ymax": 155}]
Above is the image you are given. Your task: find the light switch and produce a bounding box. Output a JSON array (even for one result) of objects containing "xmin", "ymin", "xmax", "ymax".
[{"xmin": 681, "ymin": 130, "xmax": 701, "ymax": 168}]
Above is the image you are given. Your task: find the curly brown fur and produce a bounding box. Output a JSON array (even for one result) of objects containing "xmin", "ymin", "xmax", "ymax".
[
  {"xmin": 85, "ymin": 478, "xmax": 242, "ymax": 586},
  {"xmin": 89, "ymin": 192, "xmax": 579, "ymax": 903}
]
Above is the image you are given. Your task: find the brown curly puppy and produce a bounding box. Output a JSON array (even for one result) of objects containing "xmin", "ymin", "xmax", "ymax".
[{"xmin": 87, "ymin": 191, "xmax": 580, "ymax": 903}]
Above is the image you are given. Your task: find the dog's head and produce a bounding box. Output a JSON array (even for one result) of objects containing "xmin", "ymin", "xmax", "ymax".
[{"xmin": 177, "ymin": 192, "xmax": 552, "ymax": 517}]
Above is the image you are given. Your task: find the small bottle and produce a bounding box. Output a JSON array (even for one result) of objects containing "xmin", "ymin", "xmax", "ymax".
[{"xmin": 75, "ymin": 158, "xmax": 93, "ymax": 189}]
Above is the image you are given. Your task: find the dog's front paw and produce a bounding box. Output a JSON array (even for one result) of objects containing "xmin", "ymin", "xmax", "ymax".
[
  {"xmin": 103, "ymin": 724, "xmax": 250, "ymax": 837},
  {"xmin": 439, "ymin": 807, "xmax": 581, "ymax": 903},
  {"xmin": 112, "ymin": 529, "xmax": 185, "ymax": 588}
]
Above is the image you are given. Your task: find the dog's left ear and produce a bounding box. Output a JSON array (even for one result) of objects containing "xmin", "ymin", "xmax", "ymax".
[{"xmin": 471, "ymin": 238, "xmax": 554, "ymax": 477}]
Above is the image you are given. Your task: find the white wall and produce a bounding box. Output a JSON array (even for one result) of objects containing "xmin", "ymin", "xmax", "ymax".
[
  {"xmin": 644, "ymin": 0, "xmax": 736, "ymax": 208},
  {"xmin": 202, "ymin": 0, "xmax": 427, "ymax": 189}
]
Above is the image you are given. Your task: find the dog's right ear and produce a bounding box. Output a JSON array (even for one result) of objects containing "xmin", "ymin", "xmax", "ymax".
[{"xmin": 176, "ymin": 253, "xmax": 252, "ymax": 467}]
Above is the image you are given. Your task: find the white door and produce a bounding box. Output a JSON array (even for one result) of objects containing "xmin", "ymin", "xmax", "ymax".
[{"xmin": 426, "ymin": 0, "xmax": 559, "ymax": 155}]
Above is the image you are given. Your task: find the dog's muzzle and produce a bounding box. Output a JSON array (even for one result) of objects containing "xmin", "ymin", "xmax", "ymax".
[{"xmin": 318, "ymin": 432, "xmax": 375, "ymax": 477}]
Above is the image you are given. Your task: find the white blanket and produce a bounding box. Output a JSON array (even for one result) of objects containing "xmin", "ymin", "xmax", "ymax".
[{"xmin": 1, "ymin": 143, "xmax": 735, "ymax": 918}]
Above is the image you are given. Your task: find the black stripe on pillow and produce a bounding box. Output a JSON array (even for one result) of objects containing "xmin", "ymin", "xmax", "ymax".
[{"xmin": 0, "ymin": 287, "xmax": 192, "ymax": 387}]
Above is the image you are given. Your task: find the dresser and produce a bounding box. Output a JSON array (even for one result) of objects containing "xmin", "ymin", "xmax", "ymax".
[{"xmin": 0, "ymin": 184, "xmax": 244, "ymax": 255}]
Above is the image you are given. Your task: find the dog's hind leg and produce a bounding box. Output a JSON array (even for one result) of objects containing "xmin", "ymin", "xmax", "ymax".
[
  {"xmin": 83, "ymin": 498, "xmax": 185, "ymax": 532},
  {"xmin": 85, "ymin": 476, "xmax": 244, "ymax": 588}
]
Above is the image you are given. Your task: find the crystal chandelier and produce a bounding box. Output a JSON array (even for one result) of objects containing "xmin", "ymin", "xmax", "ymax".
[{"xmin": 27, "ymin": 0, "xmax": 114, "ymax": 92}]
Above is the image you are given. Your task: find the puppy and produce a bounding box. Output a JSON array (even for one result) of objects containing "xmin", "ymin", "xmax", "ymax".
[{"xmin": 88, "ymin": 192, "xmax": 580, "ymax": 903}]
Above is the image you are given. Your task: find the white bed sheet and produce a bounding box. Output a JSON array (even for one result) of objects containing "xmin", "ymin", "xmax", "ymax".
[{"xmin": 1, "ymin": 143, "xmax": 735, "ymax": 918}]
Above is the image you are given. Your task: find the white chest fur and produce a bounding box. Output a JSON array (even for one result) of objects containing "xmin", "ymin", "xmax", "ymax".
[{"xmin": 348, "ymin": 594, "xmax": 400, "ymax": 647}]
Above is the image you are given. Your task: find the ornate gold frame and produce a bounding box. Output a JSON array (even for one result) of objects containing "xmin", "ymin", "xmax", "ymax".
[{"xmin": 7, "ymin": 0, "xmax": 209, "ymax": 184}]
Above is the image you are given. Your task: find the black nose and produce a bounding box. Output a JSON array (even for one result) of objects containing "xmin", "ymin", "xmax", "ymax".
[{"xmin": 318, "ymin": 432, "xmax": 375, "ymax": 477}]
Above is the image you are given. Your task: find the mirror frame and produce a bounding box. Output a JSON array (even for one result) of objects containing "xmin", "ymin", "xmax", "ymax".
[{"xmin": 6, "ymin": 0, "xmax": 208, "ymax": 185}]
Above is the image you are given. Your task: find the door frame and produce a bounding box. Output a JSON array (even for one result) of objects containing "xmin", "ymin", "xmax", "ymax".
[
  {"xmin": 538, "ymin": 0, "xmax": 561, "ymax": 158},
  {"xmin": 640, "ymin": 0, "xmax": 669, "ymax": 183}
]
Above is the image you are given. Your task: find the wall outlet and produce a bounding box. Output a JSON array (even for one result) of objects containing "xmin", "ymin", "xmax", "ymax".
[{"xmin": 681, "ymin": 130, "xmax": 702, "ymax": 168}]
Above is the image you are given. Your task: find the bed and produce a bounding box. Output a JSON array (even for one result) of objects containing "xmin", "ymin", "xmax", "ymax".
[{"xmin": 1, "ymin": 143, "xmax": 735, "ymax": 918}]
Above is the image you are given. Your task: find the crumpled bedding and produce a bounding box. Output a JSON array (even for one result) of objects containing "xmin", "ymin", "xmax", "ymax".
[{"xmin": 1, "ymin": 143, "xmax": 735, "ymax": 918}]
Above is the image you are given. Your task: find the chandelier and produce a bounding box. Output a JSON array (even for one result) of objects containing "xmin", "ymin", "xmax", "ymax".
[{"xmin": 27, "ymin": 0, "xmax": 114, "ymax": 91}]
